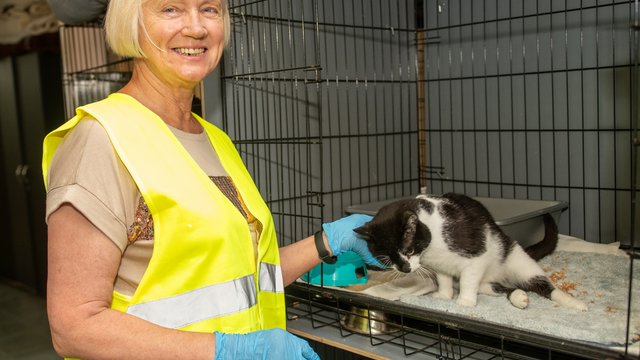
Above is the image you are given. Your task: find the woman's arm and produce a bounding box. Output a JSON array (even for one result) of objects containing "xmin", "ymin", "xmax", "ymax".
[
  {"xmin": 47, "ymin": 204, "xmax": 215, "ymax": 360},
  {"xmin": 278, "ymin": 233, "xmax": 327, "ymax": 286},
  {"xmin": 278, "ymin": 214, "xmax": 383, "ymax": 287}
]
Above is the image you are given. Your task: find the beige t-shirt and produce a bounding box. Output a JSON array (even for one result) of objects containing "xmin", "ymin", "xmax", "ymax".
[{"xmin": 46, "ymin": 117, "xmax": 255, "ymax": 296}]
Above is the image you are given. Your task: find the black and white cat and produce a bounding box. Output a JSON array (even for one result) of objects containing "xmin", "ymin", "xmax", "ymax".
[{"xmin": 354, "ymin": 193, "xmax": 587, "ymax": 311}]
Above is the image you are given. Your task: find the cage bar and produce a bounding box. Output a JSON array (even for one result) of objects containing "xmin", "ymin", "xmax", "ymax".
[{"xmin": 221, "ymin": 0, "xmax": 638, "ymax": 358}]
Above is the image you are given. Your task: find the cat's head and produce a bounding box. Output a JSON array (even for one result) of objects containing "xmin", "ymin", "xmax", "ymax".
[{"xmin": 354, "ymin": 199, "xmax": 431, "ymax": 273}]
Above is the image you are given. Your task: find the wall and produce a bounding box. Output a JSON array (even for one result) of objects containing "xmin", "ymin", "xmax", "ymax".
[{"xmin": 422, "ymin": 0, "xmax": 638, "ymax": 246}]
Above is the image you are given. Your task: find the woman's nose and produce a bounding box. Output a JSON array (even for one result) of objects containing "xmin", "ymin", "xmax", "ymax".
[{"xmin": 183, "ymin": 12, "xmax": 207, "ymax": 38}]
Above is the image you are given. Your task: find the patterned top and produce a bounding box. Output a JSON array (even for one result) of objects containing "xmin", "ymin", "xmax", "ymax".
[{"xmin": 127, "ymin": 176, "xmax": 251, "ymax": 243}]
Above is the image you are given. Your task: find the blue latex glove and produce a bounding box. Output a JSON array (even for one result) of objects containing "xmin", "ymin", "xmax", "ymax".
[
  {"xmin": 214, "ymin": 329, "xmax": 319, "ymax": 360},
  {"xmin": 322, "ymin": 214, "xmax": 385, "ymax": 268}
]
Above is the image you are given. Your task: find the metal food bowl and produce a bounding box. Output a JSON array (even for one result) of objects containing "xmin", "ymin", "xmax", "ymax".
[{"xmin": 339, "ymin": 305, "xmax": 400, "ymax": 335}]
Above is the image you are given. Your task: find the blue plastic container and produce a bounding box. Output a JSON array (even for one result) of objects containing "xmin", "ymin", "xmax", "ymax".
[{"xmin": 300, "ymin": 251, "xmax": 368, "ymax": 286}]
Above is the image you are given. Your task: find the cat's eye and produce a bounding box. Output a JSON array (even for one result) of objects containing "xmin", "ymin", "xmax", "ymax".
[{"xmin": 406, "ymin": 249, "xmax": 415, "ymax": 256}]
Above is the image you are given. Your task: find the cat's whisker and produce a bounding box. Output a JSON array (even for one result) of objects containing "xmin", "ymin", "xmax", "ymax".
[
  {"xmin": 416, "ymin": 267, "xmax": 432, "ymax": 282},
  {"xmin": 377, "ymin": 256, "xmax": 393, "ymax": 269},
  {"xmin": 391, "ymin": 270, "xmax": 403, "ymax": 281}
]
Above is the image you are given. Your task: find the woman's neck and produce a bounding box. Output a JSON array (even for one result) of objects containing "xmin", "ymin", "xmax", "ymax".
[{"xmin": 118, "ymin": 64, "xmax": 203, "ymax": 134}]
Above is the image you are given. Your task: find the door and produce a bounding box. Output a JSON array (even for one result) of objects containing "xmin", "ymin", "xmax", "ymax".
[{"xmin": 0, "ymin": 51, "xmax": 64, "ymax": 295}]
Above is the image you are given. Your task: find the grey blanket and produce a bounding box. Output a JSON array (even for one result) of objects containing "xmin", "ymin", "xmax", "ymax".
[{"xmin": 399, "ymin": 250, "xmax": 639, "ymax": 347}]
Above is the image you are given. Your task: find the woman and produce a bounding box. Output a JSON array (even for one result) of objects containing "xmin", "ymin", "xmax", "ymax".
[{"xmin": 42, "ymin": 0, "xmax": 381, "ymax": 359}]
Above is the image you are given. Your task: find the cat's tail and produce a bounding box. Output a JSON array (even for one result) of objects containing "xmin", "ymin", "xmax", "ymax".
[{"xmin": 524, "ymin": 213, "xmax": 558, "ymax": 261}]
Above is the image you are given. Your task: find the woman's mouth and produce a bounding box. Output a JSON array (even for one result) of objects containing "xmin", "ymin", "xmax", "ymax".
[{"xmin": 173, "ymin": 48, "xmax": 206, "ymax": 56}]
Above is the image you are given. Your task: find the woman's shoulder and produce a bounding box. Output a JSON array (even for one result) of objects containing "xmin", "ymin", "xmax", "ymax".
[
  {"xmin": 50, "ymin": 115, "xmax": 125, "ymax": 182},
  {"xmin": 55, "ymin": 116, "xmax": 110, "ymax": 155},
  {"xmin": 198, "ymin": 118, "xmax": 236, "ymax": 148},
  {"xmin": 47, "ymin": 114, "xmax": 138, "ymax": 252},
  {"xmin": 68, "ymin": 115, "xmax": 108, "ymax": 138}
]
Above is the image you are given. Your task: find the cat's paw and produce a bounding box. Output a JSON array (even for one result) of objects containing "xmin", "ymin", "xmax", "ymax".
[
  {"xmin": 456, "ymin": 297, "xmax": 477, "ymax": 307},
  {"xmin": 431, "ymin": 290, "xmax": 453, "ymax": 300},
  {"xmin": 508, "ymin": 289, "xmax": 529, "ymax": 309}
]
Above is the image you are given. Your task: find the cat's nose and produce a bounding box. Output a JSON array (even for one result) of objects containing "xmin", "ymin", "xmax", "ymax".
[{"xmin": 400, "ymin": 263, "xmax": 412, "ymax": 273}]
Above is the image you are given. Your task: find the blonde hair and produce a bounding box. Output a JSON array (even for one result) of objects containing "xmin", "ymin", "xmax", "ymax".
[{"xmin": 105, "ymin": 0, "xmax": 231, "ymax": 58}]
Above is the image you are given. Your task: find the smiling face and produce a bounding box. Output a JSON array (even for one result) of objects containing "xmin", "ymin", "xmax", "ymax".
[{"xmin": 138, "ymin": 0, "xmax": 226, "ymax": 88}]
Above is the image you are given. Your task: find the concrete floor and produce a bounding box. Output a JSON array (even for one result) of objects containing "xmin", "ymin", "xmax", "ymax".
[{"xmin": 0, "ymin": 280, "xmax": 60, "ymax": 359}]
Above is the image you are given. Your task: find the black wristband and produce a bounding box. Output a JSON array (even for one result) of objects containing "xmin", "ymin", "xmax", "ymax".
[{"xmin": 314, "ymin": 230, "xmax": 337, "ymax": 264}]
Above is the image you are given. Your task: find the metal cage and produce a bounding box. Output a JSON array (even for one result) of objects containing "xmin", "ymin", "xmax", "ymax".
[
  {"xmin": 222, "ymin": 0, "xmax": 639, "ymax": 359},
  {"xmin": 59, "ymin": 23, "xmax": 132, "ymax": 119}
]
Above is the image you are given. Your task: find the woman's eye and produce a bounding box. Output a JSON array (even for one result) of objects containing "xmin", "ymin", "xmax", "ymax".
[
  {"xmin": 162, "ymin": 6, "xmax": 179, "ymax": 15},
  {"xmin": 203, "ymin": 6, "xmax": 221, "ymax": 17}
]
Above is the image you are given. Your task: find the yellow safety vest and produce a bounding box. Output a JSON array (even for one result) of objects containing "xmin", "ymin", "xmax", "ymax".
[{"xmin": 43, "ymin": 93, "xmax": 286, "ymax": 334}]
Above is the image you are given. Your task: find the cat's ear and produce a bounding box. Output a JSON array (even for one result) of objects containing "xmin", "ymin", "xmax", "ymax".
[
  {"xmin": 354, "ymin": 225, "xmax": 371, "ymax": 239},
  {"xmin": 402, "ymin": 211, "xmax": 419, "ymax": 247}
]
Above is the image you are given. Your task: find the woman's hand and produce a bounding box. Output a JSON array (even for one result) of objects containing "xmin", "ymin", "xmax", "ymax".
[
  {"xmin": 322, "ymin": 214, "xmax": 385, "ymax": 268},
  {"xmin": 214, "ymin": 328, "xmax": 319, "ymax": 360}
]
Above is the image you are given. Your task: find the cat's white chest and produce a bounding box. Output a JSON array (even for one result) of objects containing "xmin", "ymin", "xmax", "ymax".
[
  {"xmin": 415, "ymin": 201, "xmax": 463, "ymax": 274},
  {"xmin": 415, "ymin": 201, "xmax": 495, "ymax": 277},
  {"xmin": 420, "ymin": 243, "xmax": 472, "ymax": 276}
]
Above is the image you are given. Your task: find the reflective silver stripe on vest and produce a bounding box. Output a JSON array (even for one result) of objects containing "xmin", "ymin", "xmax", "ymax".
[
  {"xmin": 126, "ymin": 274, "xmax": 256, "ymax": 329},
  {"xmin": 259, "ymin": 262, "xmax": 284, "ymax": 293}
]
